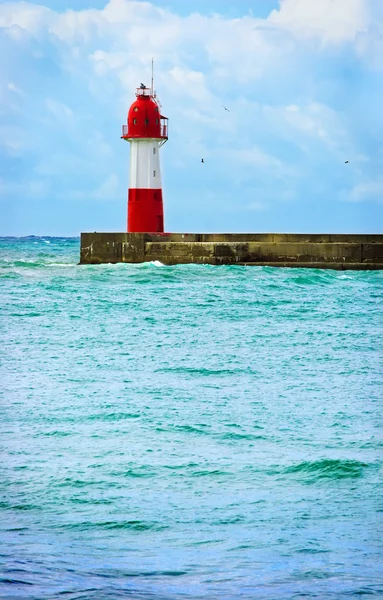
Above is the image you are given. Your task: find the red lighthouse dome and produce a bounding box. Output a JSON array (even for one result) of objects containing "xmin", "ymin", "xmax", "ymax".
[{"xmin": 122, "ymin": 85, "xmax": 168, "ymax": 141}]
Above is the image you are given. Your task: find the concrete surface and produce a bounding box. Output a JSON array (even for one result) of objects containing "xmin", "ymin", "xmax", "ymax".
[{"xmin": 80, "ymin": 233, "xmax": 383, "ymax": 269}]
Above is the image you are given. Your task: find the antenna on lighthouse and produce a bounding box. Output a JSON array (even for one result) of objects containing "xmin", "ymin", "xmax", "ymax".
[{"xmin": 151, "ymin": 57, "xmax": 154, "ymax": 96}]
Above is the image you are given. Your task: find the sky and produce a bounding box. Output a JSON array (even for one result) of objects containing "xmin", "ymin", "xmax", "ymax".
[{"xmin": 1, "ymin": 0, "xmax": 383, "ymax": 236}]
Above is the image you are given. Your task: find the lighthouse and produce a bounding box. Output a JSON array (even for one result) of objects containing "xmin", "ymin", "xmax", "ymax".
[{"xmin": 121, "ymin": 82, "xmax": 168, "ymax": 232}]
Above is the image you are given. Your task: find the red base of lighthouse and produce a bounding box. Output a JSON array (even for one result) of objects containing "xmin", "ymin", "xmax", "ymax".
[{"xmin": 128, "ymin": 189, "xmax": 164, "ymax": 233}]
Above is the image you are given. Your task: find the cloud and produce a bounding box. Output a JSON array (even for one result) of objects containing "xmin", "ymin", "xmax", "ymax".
[
  {"xmin": 0, "ymin": 2, "xmax": 53, "ymax": 32},
  {"xmin": 348, "ymin": 178, "xmax": 383, "ymax": 202},
  {"xmin": 45, "ymin": 98, "xmax": 74, "ymax": 122},
  {"xmin": 0, "ymin": 177, "xmax": 48, "ymax": 199},
  {"xmin": 225, "ymin": 146, "xmax": 293, "ymax": 177},
  {"xmin": 269, "ymin": 0, "xmax": 369, "ymax": 44},
  {"xmin": 245, "ymin": 201, "xmax": 267, "ymax": 211},
  {"xmin": 93, "ymin": 173, "xmax": 119, "ymax": 200},
  {"xmin": 7, "ymin": 81, "xmax": 22, "ymax": 94}
]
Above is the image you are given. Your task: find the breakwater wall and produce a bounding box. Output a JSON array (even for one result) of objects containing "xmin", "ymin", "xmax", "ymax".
[{"xmin": 80, "ymin": 233, "xmax": 383, "ymax": 269}]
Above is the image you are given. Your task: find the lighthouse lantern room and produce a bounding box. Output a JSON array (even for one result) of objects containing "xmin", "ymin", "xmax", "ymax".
[{"xmin": 121, "ymin": 82, "xmax": 168, "ymax": 233}]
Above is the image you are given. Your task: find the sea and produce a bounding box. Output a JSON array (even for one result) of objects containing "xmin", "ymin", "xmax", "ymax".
[{"xmin": 1, "ymin": 236, "xmax": 382, "ymax": 600}]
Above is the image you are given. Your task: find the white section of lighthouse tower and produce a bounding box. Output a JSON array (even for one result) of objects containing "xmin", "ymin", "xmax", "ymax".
[{"xmin": 129, "ymin": 140, "xmax": 162, "ymax": 189}]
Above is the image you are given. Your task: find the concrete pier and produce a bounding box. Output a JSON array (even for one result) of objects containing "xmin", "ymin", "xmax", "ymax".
[{"xmin": 80, "ymin": 232, "xmax": 383, "ymax": 269}]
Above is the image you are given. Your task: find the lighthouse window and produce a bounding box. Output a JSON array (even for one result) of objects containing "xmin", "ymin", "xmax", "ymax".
[
  {"xmin": 153, "ymin": 170, "xmax": 156, "ymax": 177},
  {"xmin": 145, "ymin": 118, "xmax": 149, "ymax": 125},
  {"xmin": 133, "ymin": 107, "xmax": 138, "ymax": 112},
  {"xmin": 133, "ymin": 118, "xmax": 137, "ymax": 124},
  {"xmin": 153, "ymin": 147, "xmax": 156, "ymax": 154},
  {"xmin": 156, "ymin": 119, "xmax": 158, "ymax": 124}
]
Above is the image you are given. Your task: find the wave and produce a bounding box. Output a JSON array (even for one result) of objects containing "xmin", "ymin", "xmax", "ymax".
[
  {"xmin": 0, "ymin": 259, "xmax": 77, "ymax": 269},
  {"xmin": 150, "ymin": 260, "xmax": 164, "ymax": 267},
  {"xmin": 10, "ymin": 260, "xmax": 45, "ymax": 268},
  {"xmin": 220, "ymin": 431, "xmax": 267, "ymax": 441},
  {"xmin": 167, "ymin": 424, "xmax": 211, "ymax": 435},
  {"xmin": 87, "ymin": 412, "xmax": 141, "ymax": 422},
  {"xmin": 61, "ymin": 519, "xmax": 167, "ymax": 531},
  {"xmin": 0, "ymin": 501, "xmax": 40, "ymax": 511},
  {"xmin": 55, "ymin": 478, "xmax": 105, "ymax": 488},
  {"xmin": 284, "ymin": 458, "xmax": 371, "ymax": 481},
  {"xmin": 35, "ymin": 430, "xmax": 74, "ymax": 437},
  {"xmin": 163, "ymin": 462, "xmax": 199, "ymax": 470},
  {"xmin": 290, "ymin": 271, "xmax": 336, "ymax": 285},
  {"xmin": 156, "ymin": 366, "xmax": 254, "ymax": 377},
  {"xmin": 189, "ymin": 469, "xmax": 231, "ymax": 477},
  {"xmin": 0, "ymin": 577, "xmax": 33, "ymax": 586},
  {"xmin": 108, "ymin": 467, "xmax": 155, "ymax": 478}
]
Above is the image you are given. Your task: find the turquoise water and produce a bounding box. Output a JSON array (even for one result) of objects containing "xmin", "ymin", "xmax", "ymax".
[{"xmin": 1, "ymin": 236, "xmax": 382, "ymax": 599}]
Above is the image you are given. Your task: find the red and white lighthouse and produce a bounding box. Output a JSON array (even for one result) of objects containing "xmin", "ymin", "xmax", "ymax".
[{"xmin": 121, "ymin": 82, "xmax": 168, "ymax": 232}]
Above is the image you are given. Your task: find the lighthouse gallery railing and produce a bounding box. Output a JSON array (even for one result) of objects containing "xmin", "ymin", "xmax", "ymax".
[{"xmin": 121, "ymin": 122, "xmax": 168, "ymax": 138}]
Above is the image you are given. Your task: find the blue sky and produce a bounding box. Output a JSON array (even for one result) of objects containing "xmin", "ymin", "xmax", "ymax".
[{"xmin": 1, "ymin": 0, "xmax": 382, "ymax": 235}]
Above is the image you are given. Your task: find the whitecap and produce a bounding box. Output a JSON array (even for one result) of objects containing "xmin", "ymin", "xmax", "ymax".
[{"xmin": 49, "ymin": 263, "xmax": 76, "ymax": 267}]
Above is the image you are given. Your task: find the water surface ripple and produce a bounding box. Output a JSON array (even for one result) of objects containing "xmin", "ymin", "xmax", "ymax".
[{"xmin": 1, "ymin": 237, "xmax": 382, "ymax": 599}]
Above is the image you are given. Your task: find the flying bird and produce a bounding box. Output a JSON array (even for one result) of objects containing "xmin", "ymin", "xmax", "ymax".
[
  {"xmin": 201, "ymin": 158, "xmax": 205, "ymax": 163},
  {"xmin": 222, "ymin": 105, "xmax": 230, "ymax": 112},
  {"xmin": 345, "ymin": 160, "xmax": 349, "ymax": 164}
]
